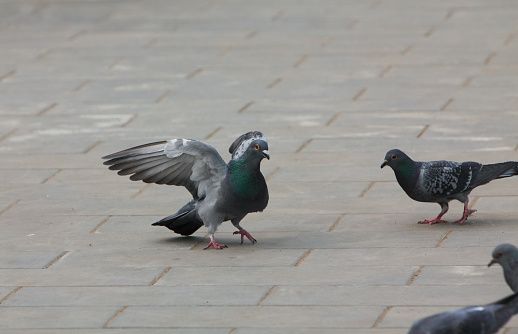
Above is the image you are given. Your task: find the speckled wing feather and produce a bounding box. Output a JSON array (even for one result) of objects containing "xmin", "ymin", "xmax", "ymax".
[
  {"xmin": 102, "ymin": 139, "xmax": 227, "ymax": 199},
  {"xmin": 229, "ymin": 131, "xmax": 268, "ymax": 160},
  {"xmin": 421, "ymin": 161, "xmax": 481, "ymax": 196}
]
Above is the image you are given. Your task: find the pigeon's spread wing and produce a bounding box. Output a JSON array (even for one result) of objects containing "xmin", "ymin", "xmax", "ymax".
[
  {"xmin": 229, "ymin": 131, "xmax": 268, "ymax": 160},
  {"xmin": 421, "ymin": 161, "xmax": 481, "ymax": 196},
  {"xmin": 102, "ymin": 139, "xmax": 227, "ymax": 199}
]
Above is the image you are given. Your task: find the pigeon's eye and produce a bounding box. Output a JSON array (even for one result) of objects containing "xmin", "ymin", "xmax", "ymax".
[
  {"xmin": 254, "ymin": 144, "xmax": 259, "ymax": 150},
  {"xmin": 498, "ymin": 252, "xmax": 503, "ymax": 258},
  {"xmin": 391, "ymin": 155, "xmax": 397, "ymax": 160}
]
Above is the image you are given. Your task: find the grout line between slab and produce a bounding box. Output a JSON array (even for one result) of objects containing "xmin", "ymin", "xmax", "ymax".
[
  {"xmin": 190, "ymin": 235, "xmax": 209, "ymax": 250},
  {"xmin": 320, "ymin": 37, "xmax": 332, "ymax": 48},
  {"xmin": 379, "ymin": 65, "xmax": 392, "ymax": 78},
  {"xmin": 103, "ymin": 306, "xmax": 128, "ymax": 328},
  {"xmin": 258, "ymin": 285, "xmax": 277, "ymax": 305},
  {"xmin": 485, "ymin": 52, "xmax": 496, "ymax": 65},
  {"xmin": 267, "ymin": 77, "xmax": 282, "ymax": 89},
  {"xmin": 132, "ymin": 184, "xmax": 150, "ymax": 199},
  {"xmin": 109, "ymin": 57, "xmax": 124, "ymax": 70},
  {"xmin": 328, "ymin": 213, "xmax": 346, "ymax": 232},
  {"xmin": 186, "ymin": 68, "xmax": 203, "ymax": 80},
  {"xmin": 372, "ymin": 305, "xmax": 392, "ymax": 328},
  {"xmin": 468, "ymin": 196, "xmax": 480, "ymax": 210},
  {"xmin": 38, "ymin": 102, "xmax": 58, "ymax": 116},
  {"xmin": 424, "ymin": 27, "xmax": 435, "ymax": 37},
  {"xmin": 294, "ymin": 54, "xmax": 308, "ymax": 67},
  {"xmin": 0, "ymin": 128, "xmax": 17, "ymax": 143},
  {"xmin": 41, "ymin": 169, "xmax": 62, "ymax": 184},
  {"xmin": 156, "ymin": 89, "xmax": 171, "ymax": 103},
  {"xmin": 90, "ymin": 215, "xmax": 112, "ymax": 234},
  {"xmin": 360, "ymin": 182, "xmax": 376, "ymax": 198},
  {"xmin": 353, "ymin": 87, "xmax": 367, "ymax": 101},
  {"xmin": 43, "ymin": 251, "xmax": 69, "ymax": 269},
  {"xmin": 401, "ymin": 45, "xmax": 413, "ymax": 55},
  {"xmin": 462, "ymin": 75, "xmax": 474, "ymax": 87},
  {"xmin": 326, "ymin": 112, "xmax": 341, "ymax": 126},
  {"xmin": 205, "ymin": 126, "xmax": 222, "ymax": 140},
  {"xmin": 0, "ymin": 199, "xmax": 20, "ymax": 216},
  {"xmin": 436, "ymin": 231, "xmax": 453, "ymax": 248},
  {"xmin": 417, "ymin": 125, "xmax": 430, "ymax": 138},
  {"xmin": 295, "ymin": 138, "xmax": 313, "ymax": 153},
  {"xmin": 150, "ymin": 267, "xmax": 172, "ymax": 285},
  {"xmin": 121, "ymin": 114, "xmax": 137, "ymax": 127},
  {"xmin": 440, "ymin": 98, "xmax": 453, "ymax": 111},
  {"xmin": 294, "ymin": 249, "xmax": 313, "ymax": 266},
  {"xmin": 0, "ymin": 286, "xmax": 22, "ymax": 305},
  {"xmin": 83, "ymin": 141, "xmax": 102, "ymax": 154},
  {"xmin": 0, "ymin": 69, "xmax": 16, "ymax": 82},
  {"xmin": 74, "ymin": 79, "xmax": 91, "ymax": 92},
  {"xmin": 406, "ymin": 265, "xmax": 424, "ymax": 286},
  {"xmin": 265, "ymin": 167, "xmax": 280, "ymax": 182},
  {"xmin": 238, "ymin": 101, "xmax": 254, "ymax": 113}
]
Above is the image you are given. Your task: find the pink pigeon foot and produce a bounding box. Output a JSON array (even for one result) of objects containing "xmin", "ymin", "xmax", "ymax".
[
  {"xmin": 233, "ymin": 228, "xmax": 257, "ymax": 244},
  {"xmin": 418, "ymin": 218, "xmax": 448, "ymax": 225},
  {"xmin": 203, "ymin": 235, "xmax": 227, "ymax": 250},
  {"xmin": 451, "ymin": 209, "xmax": 477, "ymax": 224}
]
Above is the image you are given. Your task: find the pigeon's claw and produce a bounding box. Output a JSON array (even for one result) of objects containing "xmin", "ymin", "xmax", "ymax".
[
  {"xmin": 418, "ymin": 219, "xmax": 448, "ymax": 225},
  {"xmin": 451, "ymin": 209, "xmax": 477, "ymax": 224},
  {"xmin": 233, "ymin": 228, "xmax": 257, "ymax": 244},
  {"xmin": 204, "ymin": 235, "xmax": 227, "ymax": 250}
]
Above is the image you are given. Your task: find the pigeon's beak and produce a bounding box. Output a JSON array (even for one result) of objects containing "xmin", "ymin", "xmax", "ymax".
[
  {"xmin": 488, "ymin": 259, "xmax": 497, "ymax": 267},
  {"xmin": 381, "ymin": 160, "xmax": 388, "ymax": 169},
  {"xmin": 262, "ymin": 150, "xmax": 270, "ymax": 160}
]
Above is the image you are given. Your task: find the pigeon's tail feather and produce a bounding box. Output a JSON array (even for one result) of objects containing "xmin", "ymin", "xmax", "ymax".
[
  {"xmin": 472, "ymin": 161, "xmax": 518, "ymax": 188},
  {"xmin": 152, "ymin": 202, "xmax": 204, "ymax": 236}
]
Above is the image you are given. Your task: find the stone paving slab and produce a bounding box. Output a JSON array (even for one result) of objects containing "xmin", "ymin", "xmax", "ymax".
[{"xmin": 1, "ymin": 0, "xmax": 518, "ymax": 332}]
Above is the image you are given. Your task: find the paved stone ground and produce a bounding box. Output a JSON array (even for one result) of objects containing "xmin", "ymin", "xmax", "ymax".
[{"xmin": 1, "ymin": 0, "xmax": 518, "ymax": 332}]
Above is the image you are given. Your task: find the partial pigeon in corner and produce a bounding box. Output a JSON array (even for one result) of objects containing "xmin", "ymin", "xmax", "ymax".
[
  {"xmin": 102, "ymin": 131, "xmax": 270, "ymax": 249},
  {"xmin": 408, "ymin": 293, "xmax": 518, "ymax": 334},
  {"xmin": 489, "ymin": 243, "xmax": 518, "ymax": 293},
  {"xmin": 381, "ymin": 149, "xmax": 518, "ymax": 224}
]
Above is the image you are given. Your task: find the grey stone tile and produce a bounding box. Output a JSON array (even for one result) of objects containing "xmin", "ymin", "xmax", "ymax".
[
  {"xmin": 0, "ymin": 306, "xmax": 120, "ymax": 329},
  {"xmin": 0, "ymin": 267, "xmax": 168, "ymax": 286},
  {"xmin": 156, "ymin": 265, "xmax": 416, "ymax": 286},
  {"xmin": 0, "ymin": 251, "xmax": 65, "ymax": 269},
  {"xmin": 109, "ymin": 305, "xmax": 385, "ymax": 328},
  {"xmin": 4, "ymin": 285, "xmax": 271, "ymax": 306}
]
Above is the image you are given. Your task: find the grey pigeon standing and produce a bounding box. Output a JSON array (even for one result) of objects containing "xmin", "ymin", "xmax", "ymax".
[
  {"xmin": 102, "ymin": 131, "xmax": 270, "ymax": 249},
  {"xmin": 489, "ymin": 243, "xmax": 518, "ymax": 293},
  {"xmin": 381, "ymin": 149, "xmax": 518, "ymax": 224},
  {"xmin": 408, "ymin": 293, "xmax": 518, "ymax": 334}
]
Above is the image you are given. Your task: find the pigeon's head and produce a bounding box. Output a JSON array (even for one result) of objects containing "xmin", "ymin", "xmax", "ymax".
[
  {"xmin": 245, "ymin": 139, "xmax": 269, "ymax": 161},
  {"xmin": 230, "ymin": 131, "xmax": 269, "ymax": 161},
  {"xmin": 489, "ymin": 243, "xmax": 518, "ymax": 268},
  {"xmin": 381, "ymin": 149, "xmax": 412, "ymax": 169}
]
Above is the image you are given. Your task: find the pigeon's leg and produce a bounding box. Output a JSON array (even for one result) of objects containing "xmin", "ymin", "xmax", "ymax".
[
  {"xmin": 231, "ymin": 218, "xmax": 257, "ymax": 244},
  {"xmin": 451, "ymin": 199, "xmax": 476, "ymax": 224},
  {"xmin": 203, "ymin": 234, "xmax": 227, "ymax": 250},
  {"xmin": 418, "ymin": 202, "xmax": 449, "ymax": 225}
]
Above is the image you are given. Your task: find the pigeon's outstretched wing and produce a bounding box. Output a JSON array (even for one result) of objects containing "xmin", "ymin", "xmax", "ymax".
[
  {"xmin": 102, "ymin": 139, "xmax": 227, "ymax": 200},
  {"xmin": 229, "ymin": 131, "xmax": 268, "ymax": 160}
]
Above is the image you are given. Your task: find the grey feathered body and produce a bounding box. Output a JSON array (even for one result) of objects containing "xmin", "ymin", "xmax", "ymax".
[
  {"xmin": 408, "ymin": 293, "xmax": 518, "ymax": 334},
  {"xmin": 103, "ymin": 131, "xmax": 269, "ymax": 242},
  {"xmin": 403, "ymin": 160, "xmax": 518, "ymax": 204}
]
